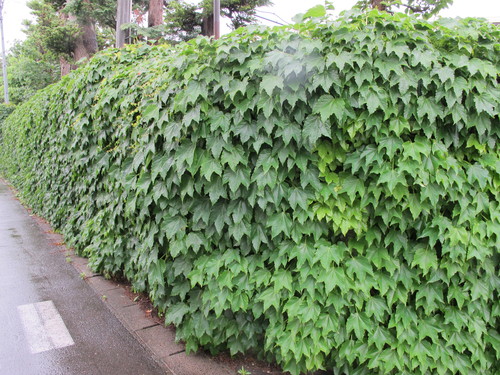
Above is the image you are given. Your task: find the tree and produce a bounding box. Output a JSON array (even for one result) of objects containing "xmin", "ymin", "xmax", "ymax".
[
  {"xmin": 1, "ymin": 38, "xmax": 59, "ymax": 103},
  {"xmin": 25, "ymin": 0, "xmax": 98, "ymax": 75},
  {"xmin": 160, "ymin": 0, "xmax": 272, "ymax": 42},
  {"xmin": 360, "ymin": 0, "xmax": 453, "ymax": 17},
  {"xmin": 25, "ymin": 0, "xmax": 150, "ymax": 74},
  {"xmin": 148, "ymin": 0, "xmax": 163, "ymax": 27}
]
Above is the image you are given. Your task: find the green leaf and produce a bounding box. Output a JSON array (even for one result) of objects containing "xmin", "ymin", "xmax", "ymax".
[
  {"xmin": 289, "ymin": 188, "xmax": 309, "ymax": 211},
  {"xmin": 303, "ymin": 114, "xmax": 330, "ymax": 145},
  {"xmin": 346, "ymin": 312, "xmax": 372, "ymax": 339},
  {"xmin": 260, "ymin": 75, "xmax": 284, "ymax": 96},
  {"xmin": 326, "ymin": 51, "xmax": 352, "ymax": 70},
  {"xmin": 161, "ymin": 216, "xmax": 186, "ymax": 239},
  {"xmin": 142, "ymin": 104, "xmax": 159, "ymax": 123},
  {"xmin": 474, "ymin": 95, "xmax": 496, "ymax": 116},
  {"xmin": 267, "ymin": 212, "xmax": 292, "ymax": 238},
  {"xmin": 345, "ymin": 256, "xmax": 373, "ymax": 282},
  {"xmin": 411, "ymin": 247, "xmax": 437, "ymax": 275},
  {"xmin": 417, "ymin": 97, "xmax": 441, "ymax": 123},
  {"xmin": 165, "ymin": 303, "xmax": 190, "ymax": 325},
  {"xmin": 186, "ymin": 232, "xmax": 204, "ymax": 253},
  {"xmin": 370, "ymin": 326, "xmax": 393, "ymax": 350},
  {"xmin": 467, "ymin": 163, "xmax": 489, "ymax": 189},
  {"xmin": 432, "ymin": 66, "xmax": 454, "ymax": 83},
  {"xmin": 377, "ymin": 168, "xmax": 406, "ymax": 193},
  {"xmin": 148, "ymin": 259, "xmax": 166, "ymax": 286},
  {"xmin": 378, "ymin": 136, "xmax": 403, "ymax": 159},
  {"xmin": 303, "ymin": 4, "xmax": 326, "ymax": 19},
  {"xmin": 340, "ymin": 176, "xmax": 365, "ymax": 203},
  {"xmin": 366, "ymin": 297, "xmax": 389, "ymax": 321},
  {"xmin": 312, "ymin": 95, "xmax": 346, "ymax": 123},
  {"xmin": 272, "ymin": 269, "xmax": 293, "ymax": 293},
  {"xmin": 200, "ymin": 157, "xmax": 223, "ymax": 181},
  {"xmin": 258, "ymin": 287, "xmax": 279, "ymax": 311}
]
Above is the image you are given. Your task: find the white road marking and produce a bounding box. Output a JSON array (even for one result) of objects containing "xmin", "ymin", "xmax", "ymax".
[{"xmin": 17, "ymin": 301, "xmax": 74, "ymax": 354}]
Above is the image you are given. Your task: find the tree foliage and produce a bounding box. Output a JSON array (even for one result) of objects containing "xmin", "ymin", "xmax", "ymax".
[
  {"xmin": 156, "ymin": 0, "xmax": 272, "ymax": 42},
  {"xmin": 358, "ymin": 0, "xmax": 453, "ymax": 18},
  {"xmin": 25, "ymin": 0, "xmax": 80, "ymax": 56},
  {"xmin": 1, "ymin": 8, "xmax": 499, "ymax": 375},
  {"xmin": 1, "ymin": 39, "xmax": 59, "ymax": 104}
]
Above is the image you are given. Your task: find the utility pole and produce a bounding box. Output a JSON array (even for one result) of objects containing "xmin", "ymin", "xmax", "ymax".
[
  {"xmin": 116, "ymin": 0, "xmax": 132, "ymax": 48},
  {"xmin": 0, "ymin": 0, "xmax": 9, "ymax": 104},
  {"xmin": 213, "ymin": 0, "xmax": 220, "ymax": 39}
]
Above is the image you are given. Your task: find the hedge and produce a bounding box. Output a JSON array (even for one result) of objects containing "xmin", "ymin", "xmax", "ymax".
[{"xmin": 1, "ymin": 9, "xmax": 499, "ymax": 375}]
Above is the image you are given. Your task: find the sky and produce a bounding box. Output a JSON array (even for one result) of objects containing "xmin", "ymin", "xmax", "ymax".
[{"xmin": 1, "ymin": 0, "xmax": 499, "ymax": 50}]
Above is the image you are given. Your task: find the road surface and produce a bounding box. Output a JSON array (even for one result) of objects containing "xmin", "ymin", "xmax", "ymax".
[{"xmin": 0, "ymin": 180, "xmax": 166, "ymax": 375}]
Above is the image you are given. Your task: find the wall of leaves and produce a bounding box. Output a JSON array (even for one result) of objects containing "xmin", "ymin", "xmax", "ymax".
[{"xmin": 1, "ymin": 9, "xmax": 499, "ymax": 375}]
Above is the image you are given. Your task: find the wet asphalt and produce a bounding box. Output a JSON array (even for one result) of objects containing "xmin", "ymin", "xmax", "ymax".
[{"xmin": 0, "ymin": 180, "xmax": 166, "ymax": 375}]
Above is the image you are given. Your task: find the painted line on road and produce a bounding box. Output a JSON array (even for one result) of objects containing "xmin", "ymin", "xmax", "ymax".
[{"xmin": 17, "ymin": 300, "xmax": 74, "ymax": 354}]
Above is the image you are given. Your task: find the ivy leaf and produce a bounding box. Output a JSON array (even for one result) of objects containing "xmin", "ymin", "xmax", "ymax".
[
  {"xmin": 165, "ymin": 303, "xmax": 190, "ymax": 325},
  {"xmin": 303, "ymin": 4, "xmax": 326, "ymax": 19},
  {"xmin": 377, "ymin": 169, "xmax": 406, "ymax": 193},
  {"xmin": 272, "ymin": 269, "xmax": 294, "ymax": 293},
  {"xmin": 417, "ymin": 97, "xmax": 441, "ymax": 123},
  {"xmin": 267, "ymin": 212, "xmax": 292, "ymax": 238},
  {"xmin": 412, "ymin": 247, "xmax": 438, "ymax": 275},
  {"xmin": 378, "ymin": 136, "xmax": 403, "ymax": 159},
  {"xmin": 312, "ymin": 95, "xmax": 346, "ymax": 123},
  {"xmin": 474, "ymin": 95, "xmax": 496, "ymax": 116},
  {"xmin": 432, "ymin": 66, "xmax": 454, "ymax": 83},
  {"xmin": 261, "ymin": 75, "xmax": 284, "ymax": 96},
  {"xmin": 148, "ymin": 259, "xmax": 166, "ymax": 286},
  {"xmin": 366, "ymin": 297, "xmax": 389, "ymax": 321},
  {"xmin": 186, "ymin": 232, "xmax": 204, "ymax": 253},
  {"xmin": 346, "ymin": 312, "xmax": 372, "ymax": 339},
  {"xmin": 303, "ymin": 115, "xmax": 330, "ymax": 145},
  {"xmin": 346, "ymin": 256, "xmax": 373, "ymax": 282},
  {"xmin": 142, "ymin": 104, "xmax": 159, "ymax": 123},
  {"xmin": 289, "ymin": 188, "xmax": 309, "ymax": 211},
  {"xmin": 340, "ymin": 176, "xmax": 365, "ymax": 203},
  {"xmin": 467, "ymin": 163, "xmax": 489, "ymax": 189},
  {"xmin": 327, "ymin": 51, "xmax": 352, "ymax": 70},
  {"xmin": 161, "ymin": 216, "xmax": 186, "ymax": 239},
  {"xmin": 364, "ymin": 88, "xmax": 382, "ymax": 114},
  {"xmin": 200, "ymin": 157, "xmax": 223, "ymax": 181}
]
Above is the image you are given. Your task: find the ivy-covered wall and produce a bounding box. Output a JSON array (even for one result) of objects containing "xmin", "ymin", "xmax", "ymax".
[{"xmin": 1, "ymin": 10, "xmax": 499, "ymax": 375}]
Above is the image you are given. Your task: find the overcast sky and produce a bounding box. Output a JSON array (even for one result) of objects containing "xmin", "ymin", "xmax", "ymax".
[{"xmin": 2, "ymin": 0, "xmax": 500, "ymax": 50}]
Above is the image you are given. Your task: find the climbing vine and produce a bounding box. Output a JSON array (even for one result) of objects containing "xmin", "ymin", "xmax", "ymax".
[{"xmin": 1, "ymin": 9, "xmax": 499, "ymax": 375}]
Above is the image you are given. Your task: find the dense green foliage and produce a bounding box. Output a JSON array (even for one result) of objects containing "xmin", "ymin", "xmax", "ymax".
[
  {"xmin": 1, "ymin": 9, "xmax": 499, "ymax": 375},
  {"xmin": 0, "ymin": 103, "xmax": 15, "ymax": 129},
  {"xmin": 356, "ymin": 0, "xmax": 453, "ymax": 18},
  {"xmin": 1, "ymin": 39, "xmax": 59, "ymax": 104}
]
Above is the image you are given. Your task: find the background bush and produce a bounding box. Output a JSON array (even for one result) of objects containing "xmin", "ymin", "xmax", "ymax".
[{"xmin": 1, "ymin": 9, "xmax": 499, "ymax": 375}]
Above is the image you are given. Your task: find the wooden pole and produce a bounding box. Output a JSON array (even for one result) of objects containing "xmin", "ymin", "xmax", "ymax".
[
  {"xmin": 213, "ymin": 0, "xmax": 220, "ymax": 39},
  {"xmin": 0, "ymin": 0, "xmax": 9, "ymax": 103},
  {"xmin": 116, "ymin": 0, "xmax": 132, "ymax": 48}
]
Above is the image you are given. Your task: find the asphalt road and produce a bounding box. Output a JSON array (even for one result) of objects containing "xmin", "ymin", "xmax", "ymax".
[{"xmin": 0, "ymin": 180, "xmax": 166, "ymax": 375}]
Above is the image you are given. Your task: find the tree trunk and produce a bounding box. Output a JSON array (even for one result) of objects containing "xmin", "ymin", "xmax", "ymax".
[
  {"xmin": 59, "ymin": 0, "xmax": 98, "ymax": 76},
  {"xmin": 148, "ymin": 0, "xmax": 163, "ymax": 27},
  {"xmin": 370, "ymin": 0, "xmax": 387, "ymax": 11},
  {"xmin": 59, "ymin": 56, "xmax": 71, "ymax": 77},
  {"xmin": 202, "ymin": 14, "xmax": 214, "ymax": 37},
  {"xmin": 70, "ymin": 13, "xmax": 98, "ymax": 63}
]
